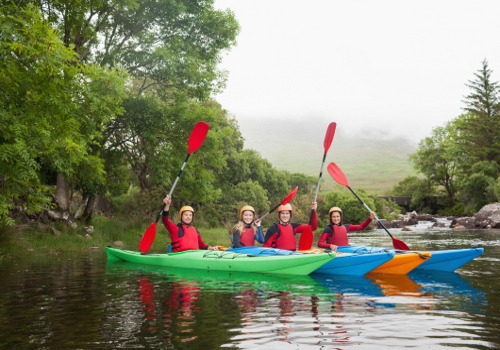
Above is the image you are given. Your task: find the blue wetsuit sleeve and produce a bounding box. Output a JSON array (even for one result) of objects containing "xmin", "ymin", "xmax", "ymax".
[{"xmin": 255, "ymin": 226, "xmax": 264, "ymax": 243}]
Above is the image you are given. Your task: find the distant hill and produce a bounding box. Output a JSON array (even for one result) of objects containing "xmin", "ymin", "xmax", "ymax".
[{"xmin": 237, "ymin": 117, "xmax": 418, "ymax": 194}]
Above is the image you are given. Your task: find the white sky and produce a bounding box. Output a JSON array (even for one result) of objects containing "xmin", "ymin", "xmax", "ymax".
[{"xmin": 214, "ymin": 0, "xmax": 500, "ymax": 142}]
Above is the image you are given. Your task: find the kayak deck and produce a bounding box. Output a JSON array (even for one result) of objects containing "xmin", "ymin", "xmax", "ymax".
[
  {"xmin": 313, "ymin": 250, "xmax": 396, "ymax": 276},
  {"xmin": 106, "ymin": 246, "xmax": 336, "ymax": 276},
  {"xmin": 337, "ymin": 245, "xmax": 483, "ymax": 273},
  {"xmin": 370, "ymin": 251, "xmax": 432, "ymax": 275}
]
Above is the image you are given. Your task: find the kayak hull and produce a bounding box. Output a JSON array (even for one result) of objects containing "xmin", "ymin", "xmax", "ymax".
[
  {"xmin": 370, "ymin": 251, "xmax": 432, "ymax": 274},
  {"xmin": 106, "ymin": 246, "xmax": 335, "ymax": 276},
  {"xmin": 228, "ymin": 246, "xmax": 395, "ymax": 276},
  {"xmin": 314, "ymin": 250, "xmax": 396, "ymax": 276},
  {"xmin": 337, "ymin": 246, "xmax": 483, "ymax": 272},
  {"xmin": 415, "ymin": 247, "xmax": 484, "ymax": 271}
]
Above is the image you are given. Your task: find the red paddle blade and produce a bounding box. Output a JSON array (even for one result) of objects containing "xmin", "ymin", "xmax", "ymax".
[
  {"xmin": 280, "ymin": 186, "xmax": 298, "ymax": 205},
  {"xmin": 187, "ymin": 121, "xmax": 209, "ymax": 154},
  {"xmin": 392, "ymin": 237, "xmax": 410, "ymax": 250},
  {"xmin": 298, "ymin": 229, "xmax": 314, "ymax": 250},
  {"xmin": 323, "ymin": 122, "xmax": 337, "ymax": 153},
  {"xmin": 327, "ymin": 162, "xmax": 349, "ymax": 187},
  {"xmin": 139, "ymin": 222, "xmax": 157, "ymax": 253}
]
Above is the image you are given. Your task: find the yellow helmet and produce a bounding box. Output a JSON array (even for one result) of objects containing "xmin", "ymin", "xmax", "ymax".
[
  {"xmin": 328, "ymin": 207, "xmax": 343, "ymax": 216},
  {"xmin": 278, "ymin": 203, "xmax": 293, "ymax": 217},
  {"xmin": 179, "ymin": 205, "xmax": 194, "ymax": 221},
  {"xmin": 239, "ymin": 205, "xmax": 255, "ymax": 220}
]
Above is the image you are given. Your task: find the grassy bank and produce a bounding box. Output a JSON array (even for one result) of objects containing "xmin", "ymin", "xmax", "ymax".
[{"xmin": 0, "ymin": 215, "xmax": 230, "ymax": 263}]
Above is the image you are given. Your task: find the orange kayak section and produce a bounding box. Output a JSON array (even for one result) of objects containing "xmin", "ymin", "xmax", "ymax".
[{"xmin": 369, "ymin": 251, "xmax": 432, "ymax": 275}]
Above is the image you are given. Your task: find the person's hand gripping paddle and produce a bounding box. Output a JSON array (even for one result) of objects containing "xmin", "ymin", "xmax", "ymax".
[
  {"xmin": 139, "ymin": 121, "xmax": 209, "ymax": 253},
  {"xmin": 327, "ymin": 161, "xmax": 410, "ymax": 250}
]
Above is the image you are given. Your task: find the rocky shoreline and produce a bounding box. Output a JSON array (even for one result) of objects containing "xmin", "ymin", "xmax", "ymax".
[{"xmin": 377, "ymin": 202, "xmax": 500, "ymax": 231}]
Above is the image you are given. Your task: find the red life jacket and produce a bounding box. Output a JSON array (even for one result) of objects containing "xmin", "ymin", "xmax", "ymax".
[
  {"xmin": 326, "ymin": 224, "xmax": 349, "ymax": 246},
  {"xmin": 240, "ymin": 226, "xmax": 256, "ymax": 246},
  {"xmin": 172, "ymin": 224, "xmax": 200, "ymax": 252},
  {"xmin": 274, "ymin": 224, "xmax": 297, "ymax": 251}
]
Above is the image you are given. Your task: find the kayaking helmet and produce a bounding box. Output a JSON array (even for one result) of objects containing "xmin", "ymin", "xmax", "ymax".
[
  {"xmin": 278, "ymin": 203, "xmax": 293, "ymax": 218},
  {"xmin": 179, "ymin": 205, "xmax": 195, "ymax": 221},
  {"xmin": 239, "ymin": 205, "xmax": 255, "ymax": 220},
  {"xmin": 328, "ymin": 206, "xmax": 342, "ymax": 224}
]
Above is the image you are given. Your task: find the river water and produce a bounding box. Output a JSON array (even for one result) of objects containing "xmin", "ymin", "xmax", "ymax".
[{"xmin": 0, "ymin": 224, "xmax": 499, "ymax": 349}]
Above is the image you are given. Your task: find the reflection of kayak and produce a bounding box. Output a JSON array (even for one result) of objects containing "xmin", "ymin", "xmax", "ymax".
[
  {"xmin": 337, "ymin": 246, "xmax": 483, "ymax": 272},
  {"xmin": 106, "ymin": 260, "xmax": 329, "ymax": 295},
  {"xmin": 365, "ymin": 272, "xmax": 424, "ymax": 297},
  {"xmin": 409, "ymin": 270, "xmax": 488, "ymax": 312},
  {"xmin": 228, "ymin": 246, "xmax": 395, "ymax": 276},
  {"xmin": 311, "ymin": 273, "xmax": 423, "ymax": 298},
  {"xmin": 106, "ymin": 246, "xmax": 335, "ymax": 276}
]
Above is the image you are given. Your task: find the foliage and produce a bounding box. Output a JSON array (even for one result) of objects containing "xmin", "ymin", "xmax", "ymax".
[
  {"xmin": 374, "ymin": 198, "xmax": 401, "ymax": 221},
  {"xmin": 409, "ymin": 122, "xmax": 461, "ymax": 207},
  {"xmin": 459, "ymin": 59, "xmax": 500, "ymax": 165},
  {"xmin": 318, "ymin": 190, "xmax": 376, "ymax": 229},
  {"xmin": 458, "ymin": 161, "xmax": 499, "ymax": 212},
  {"xmin": 391, "ymin": 176, "xmax": 437, "ymax": 213},
  {"xmin": 0, "ymin": 4, "xmax": 127, "ymax": 226}
]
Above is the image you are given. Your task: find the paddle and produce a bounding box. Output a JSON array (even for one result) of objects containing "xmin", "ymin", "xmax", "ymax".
[
  {"xmin": 139, "ymin": 121, "xmax": 210, "ymax": 253},
  {"xmin": 313, "ymin": 122, "xmax": 337, "ymax": 202},
  {"xmin": 301, "ymin": 122, "xmax": 337, "ymax": 251},
  {"xmin": 326, "ymin": 162, "xmax": 411, "ymax": 250},
  {"xmin": 257, "ymin": 186, "xmax": 298, "ymax": 221}
]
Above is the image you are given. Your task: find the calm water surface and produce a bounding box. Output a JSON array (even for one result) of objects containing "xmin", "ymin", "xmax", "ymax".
[{"xmin": 0, "ymin": 224, "xmax": 499, "ymax": 349}]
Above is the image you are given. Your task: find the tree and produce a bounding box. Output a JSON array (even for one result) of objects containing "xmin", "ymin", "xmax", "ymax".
[
  {"xmin": 459, "ymin": 161, "xmax": 499, "ymax": 212},
  {"xmin": 409, "ymin": 122, "xmax": 462, "ymax": 207},
  {"xmin": 16, "ymin": 0, "xmax": 240, "ymax": 99},
  {"xmin": 392, "ymin": 176, "xmax": 436, "ymax": 213},
  {"xmin": 459, "ymin": 59, "xmax": 500, "ymax": 165},
  {"xmin": 0, "ymin": 4, "xmax": 127, "ymax": 226}
]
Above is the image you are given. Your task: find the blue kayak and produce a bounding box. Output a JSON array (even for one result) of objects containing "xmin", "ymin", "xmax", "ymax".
[
  {"xmin": 227, "ymin": 246, "xmax": 395, "ymax": 276},
  {"xmin": 336, "ymin": 246, "xmax": 484, "ymax": 272}
]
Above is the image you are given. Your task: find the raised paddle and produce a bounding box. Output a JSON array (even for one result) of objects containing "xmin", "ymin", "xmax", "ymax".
[
  {"xmin": 326, "ymin": 162, "xmax": 411, "ymax": 250},
  {"xmin": 257, "ymin": 186, "xmax": 298, "ymax": 221},
  {"xmin": 313, "ymin": 122, "xmax": 337, "ymax": 202},
  {"xmin": 139, "ymin": 121, "xmax": 210, "ymax": 253},
  {"xmin": 302, "ymin": 122, "xmax": 337, "ymax": 251}
]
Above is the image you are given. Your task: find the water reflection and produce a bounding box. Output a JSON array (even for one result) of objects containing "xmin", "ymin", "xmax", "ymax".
[{"xmin": 0, "ymin": 229, "xmax": 498, "ymax": 349}]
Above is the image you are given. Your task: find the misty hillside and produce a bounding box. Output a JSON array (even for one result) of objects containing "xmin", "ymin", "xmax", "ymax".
[{"xmin": 237, "ymin": 117, "xmax": 418, "ymax": 195}]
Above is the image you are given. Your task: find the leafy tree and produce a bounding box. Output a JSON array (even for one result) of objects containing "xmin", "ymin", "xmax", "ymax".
[
  {"xmin": 392, "ymin": 176, "xmax": 436, "ymax": 212},
  {"xmin": 319, "ymin": 190, "xmax": 375, "ymax": 228},
  {"xmin": 459, "ymin": 161, "xmax": 499, "ymax": 212},
  {"xmin": 0, "ymin": 4, "xmax": 127, "ymax": 226},
  {"xmin": 12, "ymin": 0, "xmax": 240, "ymax": 99},
  {"xmin": 409, "ymin": 122, "xmax": 462, "ymax": 207}
]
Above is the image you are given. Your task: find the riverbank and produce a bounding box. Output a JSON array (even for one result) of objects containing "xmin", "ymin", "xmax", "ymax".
[{"xmin": 0, "ymin": 215, "xmax": 227, "ymax": 262}]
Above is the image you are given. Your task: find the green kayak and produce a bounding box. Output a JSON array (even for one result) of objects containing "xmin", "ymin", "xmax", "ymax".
[{"xmin": 106, "ymin": 246, "xmax": 336, "ymax": 276}]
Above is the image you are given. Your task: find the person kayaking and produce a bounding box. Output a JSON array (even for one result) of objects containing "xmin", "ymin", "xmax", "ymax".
[
  {"xmin": 263, "ymin": 201, "xmax": 318, "ymax": 251},
  {"xmin": 230, "ymin": 205, "xmax": 265, "ymax": 247},
  {"xmin": 162, "ymin": 195, "xmax": 218, "ymax": 252},
  {"xmin": 318, "ymin": 206, "xmax": 376, "ymax": 251}
]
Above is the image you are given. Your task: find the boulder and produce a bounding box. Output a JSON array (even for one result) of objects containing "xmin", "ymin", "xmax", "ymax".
[
  {"xmin": 474, "ymin": 203, "xmax": 500, "ymax": 228},
  {"xmin": 450, "ymin": 217, "xmax": 476, "ymax": 229}
]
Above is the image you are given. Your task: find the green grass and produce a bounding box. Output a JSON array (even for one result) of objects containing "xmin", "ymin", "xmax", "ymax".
[
  {"xmin": 0, "ymin": 215, "xmax": 232, "ymax": 262},
  {"xmin": 239, "ymin": 117, "xmax": 417, "ymax": 194}
]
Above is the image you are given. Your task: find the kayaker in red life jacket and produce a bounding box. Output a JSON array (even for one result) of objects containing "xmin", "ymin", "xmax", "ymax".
[
  {"xmin": 230, "ymin": 205, "xmax": 265, "ymax": 248},
  {"xmin": 318, "ymin": 206, "xmax": 376, "ymax": 251},
  {"xmin": 162, "ymin": 195, "xmax": 218, "ymax": 252},
  {"xmin": 263, "ymin": 202, "xmax": 318, "ymax": 251}
]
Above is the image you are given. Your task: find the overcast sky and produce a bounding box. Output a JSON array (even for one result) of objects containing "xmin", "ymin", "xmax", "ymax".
[{"xmin": 213, "ymin": 0, "xmax": 500, "ymax": 142}]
